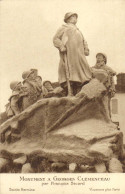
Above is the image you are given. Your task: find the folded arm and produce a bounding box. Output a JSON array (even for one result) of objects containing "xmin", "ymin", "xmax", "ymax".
[{"xmin": 53, "ymin": 26, "xmax": 66, "ymax": 52}]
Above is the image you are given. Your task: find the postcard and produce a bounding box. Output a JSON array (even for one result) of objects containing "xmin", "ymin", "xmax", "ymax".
[{"xmin": 0, "ymin": 0, "xmax": 125, "ymax": 194}]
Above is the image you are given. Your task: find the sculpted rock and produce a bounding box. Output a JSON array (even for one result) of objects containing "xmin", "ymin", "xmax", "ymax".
[
  {"xmin": 94, "ymin": 162, "xmax": 107, "ymax": 173},
  {"xmin": 21, "ymin": 163, "xmax": 34, "ymax": 173},
  {"xmin": 0, "ymin": 79, "xmax": 124, "ymax": 171},
  {"xmin": 79, "ymin": 165, "xmax": 95, "ymax": 172},
  {"xmin": 37, "ymin": 159, "xmax": 52, "ymax": 172},
  {"xmin": 108, "ymin": 158, "xmax": 123, "ymax": 173},
  {"xmin": 0, "ymin": 158, "xmax": 10, "ymax": 172},
  {"xmin": 5, "ymin": 131, "xmax": 11, "ymax": 143},
  {"xmin": 13, "ymin": 155, "xmax": 27, "ymax": 165},
  {"xmin": 51, "ymin": 162, "xmax": 67, "ymax": 172},
  {"xmin": 89, "ymin": 143, "xmax": 113, "ymax": 159},
  {"xmin": 69, "ymin": 163, "xmax": 77, "ymax": 172}
]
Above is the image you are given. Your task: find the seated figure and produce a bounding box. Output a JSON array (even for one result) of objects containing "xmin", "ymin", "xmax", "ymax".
[{"xmin": 92, "ymin": 53, "xmax": 116, "ymax": 118}]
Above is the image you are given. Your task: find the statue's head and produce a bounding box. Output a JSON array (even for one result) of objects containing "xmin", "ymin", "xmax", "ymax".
[
  {"xmin": 64, "ymin": 12, "xmax": 78, "ymax": 24},
  {"xmin": 43, "ymin": 81, "xmax": 53, "ymax": 92},
  {"xmin": 22, "ymin": 70, "xmax": 37, "ymax": 80},
  {"xmin": 96, "ymin": 53, "xmax": 107, "ymax": 65},
  {"xmin": 10, "ymin": 81, "xmax": 22, "ymax": 91}
]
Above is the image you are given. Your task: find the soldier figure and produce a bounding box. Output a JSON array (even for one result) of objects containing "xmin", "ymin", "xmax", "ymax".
[
  {"xmin": 42, "ymin": 81, "xmax": 64, "ymax": 98},
  {"xmin": 42, "ymin": 81, "xmax": 54, "ymax": 98},
  {"xmin": 6, "ymin": 81, "xmax": 24, "ymax": 117},
  {"xmin": 92, "ymin": 53, "xmax": 116, "ymax": 118},
  {"xmin": 22, "ymin": 69, "xmax": 43, "ymax": 110},
  {"xmin": 53, "ymin": 12, "xmax": 92, "ymax": 96}
]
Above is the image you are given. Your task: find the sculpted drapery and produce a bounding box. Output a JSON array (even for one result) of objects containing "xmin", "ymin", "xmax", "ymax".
[{"xmin": 53, "ymin": 23, "xmax": 92, "ymax": 85}]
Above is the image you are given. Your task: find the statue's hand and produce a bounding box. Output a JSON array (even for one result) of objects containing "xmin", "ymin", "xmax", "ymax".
[
  {"xmin": 60, "ymin": 46, "xmax": 67, "ymax": 52},
  {"xmin": 84, "ymin": 48, "xmax": 89, "ymax": 56}
]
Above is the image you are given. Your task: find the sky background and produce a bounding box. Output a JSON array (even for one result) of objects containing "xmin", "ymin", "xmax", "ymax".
[{"xmin": 0, "ymin": 0, "xmax": 125, "ymax": 112}]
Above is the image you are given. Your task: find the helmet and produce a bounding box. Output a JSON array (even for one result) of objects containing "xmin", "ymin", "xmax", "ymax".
[
  {"xmin": 43, "ymin": 80, "xmax": 52, "ymax": 86},
  {"xmin": 96, "ymin": 53, "xmax": 107, "ymax": 64},
  {"xmin": 64, "ymin": 12, "xmax": 78, "ymax": 23},
  {"xmin": 10, "ymin": 81, "xmax": 21, "ymax": 90},
  {"xmin": 22, "ymin": 70, "xmax": 32, "ymax": 79},
  {"xmin": 30, "ymin": 69, "xmax": 38, "ymax": 75},
  {"xmin": 43, "ymin": 80, "xmax": 53, "ymax": 92}
]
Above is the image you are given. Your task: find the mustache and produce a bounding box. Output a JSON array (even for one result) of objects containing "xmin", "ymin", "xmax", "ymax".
[{"xmin": 97, "ymin": 60, "xmax": 104, "ymax": 63}]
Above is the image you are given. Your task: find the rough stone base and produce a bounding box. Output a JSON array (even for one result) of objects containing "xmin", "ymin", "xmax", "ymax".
[{"xmin": 0, "ymin": 79, "xmax": 124, "ymax": 173}]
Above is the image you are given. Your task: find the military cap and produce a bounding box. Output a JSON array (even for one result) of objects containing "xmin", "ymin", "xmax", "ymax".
[
  {"xmin": 43, "ymin": 80, "xmax": 52, "ymax": 85},
  {"xmin": 64, "ymin": 12, "xmax": 78, "ymax": 23},
  {"xmin": 30, "ymin": 68, "xmax": 38, "ymax": 75},
  {"xmin": 22, "ymin": 70, "xmax": 32, "ymax": 79},
  {"xmin": 96, "ymin": 53, "xmax": 107, "ymax": 64},
  {"xmin": 10, "ymin": 81, "xmax": 21, "ymax": 90}
]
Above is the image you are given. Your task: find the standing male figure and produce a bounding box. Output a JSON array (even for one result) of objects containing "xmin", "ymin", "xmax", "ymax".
[{"xmin": 53, "ymin": 12, "xmax": 92, "ymax": 96}]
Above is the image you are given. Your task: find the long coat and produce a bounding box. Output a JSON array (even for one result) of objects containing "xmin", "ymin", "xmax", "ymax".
[{"xmin": 53, "ymin": 23, "xmax": 92, "ymax": 85}]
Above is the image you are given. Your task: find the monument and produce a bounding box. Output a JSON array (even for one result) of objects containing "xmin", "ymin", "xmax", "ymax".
[{"xmin": 0, "ymin": 13, "xmax": 124, "ymax": 173}]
